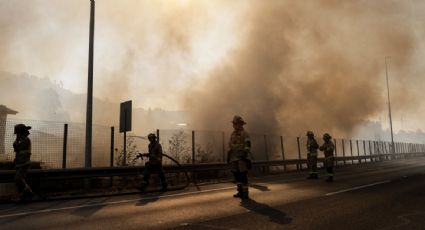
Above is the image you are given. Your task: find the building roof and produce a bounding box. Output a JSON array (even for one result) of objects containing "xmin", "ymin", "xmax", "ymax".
[{"xmin": 0, "ymin": 105, "xmax": 18, "ymax": 115}]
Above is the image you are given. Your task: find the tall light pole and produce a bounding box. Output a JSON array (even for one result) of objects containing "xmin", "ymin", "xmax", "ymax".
[
  {"xmin": 85, "ymin": 0, "xmax": 95, "ymax": 168},
  {"xmin": 385, "ymin": 56, "xmax": 395, "ymax": 154}
]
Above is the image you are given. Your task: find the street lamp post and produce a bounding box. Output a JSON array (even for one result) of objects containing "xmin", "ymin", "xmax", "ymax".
[
  {"xmin": 85, "ymin": 0, "xmax": 95, "ymax": 168},
  {"xmin": 385, "ymin": 56, "xmax": 395, "ymax": 154}
]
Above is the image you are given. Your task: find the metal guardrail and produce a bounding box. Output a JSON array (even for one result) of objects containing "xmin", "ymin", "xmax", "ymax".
[{"xmin": 0, "ymin": 152, "xmax": 424, "ymax": 184}]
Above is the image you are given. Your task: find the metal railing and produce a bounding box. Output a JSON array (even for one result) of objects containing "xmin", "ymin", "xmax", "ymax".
[
  {"xmin": 1, "ymin": 118, "xmax": 425, "ymax": 170},
  {"xmin": 0, "ymin": 151, "xmax": 424, "ymax": 184}
]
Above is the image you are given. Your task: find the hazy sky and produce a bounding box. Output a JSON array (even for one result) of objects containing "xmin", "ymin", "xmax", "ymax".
[
  {"xmin": 0, "ymin": 0, "xmax": 245, "ymax": 109},
  {"xmin": 1, "ymin": 0, "xmax": 425, "ymax": 134}
]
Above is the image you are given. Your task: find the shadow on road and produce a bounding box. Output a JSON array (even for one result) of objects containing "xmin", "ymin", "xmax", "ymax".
[
  {"xmin": 249, "ymin": 183, "xmax": 271, "ymax": 191},
  {"xmin": 240, "ymin": 198, "xmax": 292, "ymax": 225},
  {"xmin": 135, "ymin": 192, "xmax": 162, "ymax": 206},
  {"xmin": 71, "ymin": 198, "xmax": 109, "ymax": 217}
]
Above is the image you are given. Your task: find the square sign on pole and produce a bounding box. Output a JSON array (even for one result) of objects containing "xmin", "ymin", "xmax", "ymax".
[
  {"xmin": 120, "ymin": 100, "xmax": 132, "ymax": 133},
  {"xmin": 119, "ymin": 100, "xmax": 132, "ymax": 166}
]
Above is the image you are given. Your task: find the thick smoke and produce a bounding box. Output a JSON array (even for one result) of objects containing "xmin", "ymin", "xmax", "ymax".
[
  {"xmin": 1, "ymin": 0, "xmax": 425, "ymax": 136},
  {"xmin": 185, "ymin": 1, "xmax": 423, "ymax": 136}
]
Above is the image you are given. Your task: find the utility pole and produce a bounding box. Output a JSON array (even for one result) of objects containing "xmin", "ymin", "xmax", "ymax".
[
  {"xmin": 385, "ymin": 56, "xmax": 395, "ymax": 154},
  {"xmin": 85, "ymin": 0, "xmax": 95, "ymax": 168}
]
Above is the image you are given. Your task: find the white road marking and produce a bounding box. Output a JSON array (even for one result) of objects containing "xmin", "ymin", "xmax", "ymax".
[
  {"xmin": 0, "ymin": 186, "xmax": 236, "ymax": 219},
  {"xmin": 325, "ymin": 180, "xmax": 392, "ymax": 196},
  {"xmin": 0, "ymin": 170, "xmax": 403, "ymax": 219},
  {"xmin": 0, "ymin": 175, "xmax": 300, "ymax": 219},
  {"xmin": 0, "ymin": 176, "xmax": 302, "ymax": 219}
]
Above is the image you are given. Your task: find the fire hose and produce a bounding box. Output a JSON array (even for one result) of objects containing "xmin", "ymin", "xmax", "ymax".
[{"xmin": 132, "ymin": 152, "xmax": 191, "ymax": 192}]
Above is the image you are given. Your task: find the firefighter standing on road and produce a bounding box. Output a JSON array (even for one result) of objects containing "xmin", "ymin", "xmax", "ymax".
[
  {"xmin": 319, "ymin": 133, "xmax": 335, "ymax": 182},
  {"xmin": 13, "ymin": 124, "xmax": 34, "ymax": 202},
  {"xmin": 306, "ymin": 131, "xmax": 319, "ymax": 179},
  {"xmin": 227, "ymin": 115, "xmax": 251, "ymax": 199},
  {"xmin": 139, "ymin": 133, "xmax": 168, "ymax": 191}
]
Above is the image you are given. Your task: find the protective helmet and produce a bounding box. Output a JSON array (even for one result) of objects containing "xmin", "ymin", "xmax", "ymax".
[
  {"xmin": 147, "ymin": 133, "xmax": 157, "ymax": 140},
  {"xmin": 323, "ymin": 133, "xmax": 331, "ymax": 140},
  {"xmin": 306, "ymin": 131, "xmax": 314, "ymax": 137},
  {"xmin": 14, "ymin": 124, "xmax": 31, "ymax": 135},
  {"xmin": 232, "ymin": 115, "xmax": 246, "ymax": 125}
]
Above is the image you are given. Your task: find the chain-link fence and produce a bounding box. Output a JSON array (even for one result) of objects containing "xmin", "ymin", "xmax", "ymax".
[
  {"xmin": 1, "ymin": 118, "xmax": 425, "ymax": 169},
  {"xmin": 0, "ymin": 119, "xmax": 112, "ymax": 168}
]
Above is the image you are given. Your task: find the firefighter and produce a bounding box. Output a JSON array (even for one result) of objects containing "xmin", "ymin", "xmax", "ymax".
[
  {"xmin": 306, "ymin": 131, "xmax": 319, "ymax": 179},
  {"xmin": 139, "ymin": 133, "xmax": 168, "ymax": 191},
  {"xmin": 319, "ymin": 133, "xmax": 335, "ymax": 182},
  {"xmin": 227, "ymin": 115, "xmax": 251, "ymax": 199},
  {"xmin": 13, "ymin": 124, "xmax": 34, "ymax": 202}
]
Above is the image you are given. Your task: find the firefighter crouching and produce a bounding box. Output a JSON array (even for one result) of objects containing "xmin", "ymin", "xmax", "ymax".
[
  {"xmin": 319, "ymin": 133, "xmax": 335, "ymax": 182},
  {"xmin": 13, "ymin": 124, "xmax": 34, "ymax": 202},
  {"xmin": 227, "ymin": 115, "xmax": 251, "ymax": 199}
]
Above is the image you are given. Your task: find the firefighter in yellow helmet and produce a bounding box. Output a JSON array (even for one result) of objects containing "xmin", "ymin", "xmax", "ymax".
[
  {"xmin": 319, "ymin": 133, "xmax": 335, "ymax": 182},
  {"xmin": 227, "ymin": 115, "xmax": 251, "ymax": 199},
  {"xmin": 13, "ymin": 124, "xmax": 34, "ymax": 202},
  {"xmin": 306, "ymin": 131, "xmax": 319, "ymax": 179}
]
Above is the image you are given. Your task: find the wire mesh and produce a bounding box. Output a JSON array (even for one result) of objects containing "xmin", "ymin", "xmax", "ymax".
[
  {"xmin": 193, "ymin": 130, "xmax": 225, "ymax": 163},
  {"xmin": 158, "ymin": 129, "xmax": 192, "ymax": 165},
  {"xmin": 2, "ymin": 117, "xmax": 425, "ymax": 169}
]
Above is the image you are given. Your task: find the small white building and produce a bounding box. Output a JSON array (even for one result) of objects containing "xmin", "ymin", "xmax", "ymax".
[{"xmin": 0, "ymin": 105, "xmax": 17, "ymax": 155}]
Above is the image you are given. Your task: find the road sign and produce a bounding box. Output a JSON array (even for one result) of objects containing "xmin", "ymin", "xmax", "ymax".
[{"xmin": 119, "ymin": 100, "xmax": 132, "ymax": 133}]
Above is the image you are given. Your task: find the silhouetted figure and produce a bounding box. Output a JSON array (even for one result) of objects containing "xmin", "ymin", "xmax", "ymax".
[
  {"xmin": 306, "ymin": 131, "xmax": 319, "ymax": 179},
  {"xmin": 319, "ymin": 133, "xmax": 335, "ymax": 182},
  {"xmin": 13, "ymin": 124, "xmax": 33, "ymax": 202},
  {"xmin": 139, "ymin": 133, "xmax": 167, "ymax": 191},
  {"xmin": 228, "ymin": 115, "xmax": 251, "ymax": 199}
]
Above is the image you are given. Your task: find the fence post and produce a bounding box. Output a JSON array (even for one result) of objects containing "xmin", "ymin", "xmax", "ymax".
[
  {"xmin": 385, "ymin": 142, "xmax": 389, "ymax": 160},
  {"xmin": 342, "ymin": 139, "xmax": 346, "ymax": 165},
  {"xmin": 350, "ymin": 139, "xmax": 353, "ymax": 164},
  {"xmin": 156, "ymin": 129, "xmax": 160, "ymax": 142},
  {"xmin": 192, "ymin": 130, "xmax": 195, "ymax": 164},
  {"xmin": 297, "ymin": 137, "xmax": 302, "ymax": 170},
  {"xmin": 110, "ymin": 126, "xmax": 115, "ymax": 187},
  {"xmin": 363, "ymin": 140, "xmax": 366, "ymax": 163},
  {"xmin": 376, "ymin": 141, "xmax": 379, "ymax": 161},
  {"xmin": 369, "ymin": 140, "xmax": 372, "ymax": 162},
  {"xmin": 280, "ymin": 136, "xmax": 286, "ymax": 171},
  {"xmin": 395, "ymin": 142, "xmax": 398, "ymax": 159},
  {"xmin": 62, "ymin": 124, "xmax": 68, "ymax": 169},
  {"xmin": 334, "ymin": 139, "xmax": 338, "ymax": 166},
  {"xmin": 222, "ymin": 132, "xmax": 226, "ymax": 163},
  {"xmin": 356, "ymin": 140, "xmax": 360, "ymax": 164},
  {"xmin": 381, "ymin": 142, "xmax": 384, "ymax": 161},
  {"xmin": 110, "ymin": 126, "xmax": 114, "ymax": 167}
]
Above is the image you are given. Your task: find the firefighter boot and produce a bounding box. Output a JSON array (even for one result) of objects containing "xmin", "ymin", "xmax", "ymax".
[
  {"xmin": 233, "ymin": 184, "xmax": 243, "ymax": 198},
  {"xmin": 241, "ymin": 186, "xmax": 249, "ymax": 200}
]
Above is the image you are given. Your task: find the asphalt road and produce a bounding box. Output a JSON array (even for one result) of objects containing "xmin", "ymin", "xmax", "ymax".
[{"xmin": 0, "ymin": 158, "xmax": 424, "ymax": 230}]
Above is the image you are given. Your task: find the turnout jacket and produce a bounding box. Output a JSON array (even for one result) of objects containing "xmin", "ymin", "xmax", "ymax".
[
  {"xmin": 13, "ymin": 136, "xmax": 31, "ymax": 167},
  {"xmin": 148, "ymin": 141, "xmax": 163, "ymax": 165}
]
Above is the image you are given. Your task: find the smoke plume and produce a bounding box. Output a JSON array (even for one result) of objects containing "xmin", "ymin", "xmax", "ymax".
[
  {"xmin": 1, "ymin": 0, "xmax": 425, "ymax": 136},
  {"xmin": 185, "ymin": 0, "xmax": 424, "ymax": 136}
]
